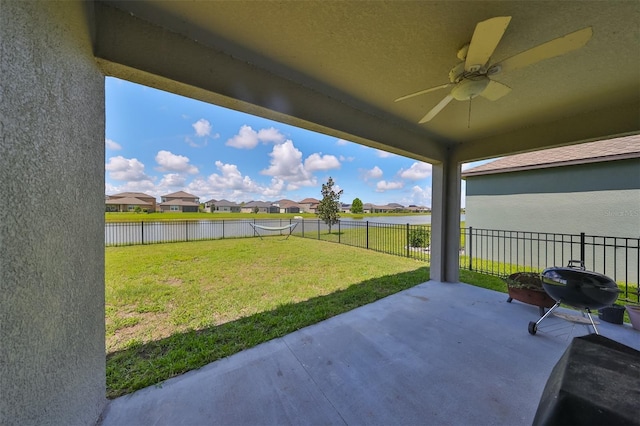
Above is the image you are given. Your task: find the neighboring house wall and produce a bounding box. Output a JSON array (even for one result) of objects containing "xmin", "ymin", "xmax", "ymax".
[
  {"xmin": 465, "ymin": 159, "xmax": 640, "ymax": 237},
  {"xmin": 1, "ymin": 2, "xmax": 106, "ymax": 424},
  {"xmin": 464, "ymin": 157, "xmax": 640, "ymax": 279}
]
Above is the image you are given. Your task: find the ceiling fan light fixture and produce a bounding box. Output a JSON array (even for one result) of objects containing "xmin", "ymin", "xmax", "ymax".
[
  {"xmin": 451, "ymin": 77, "xmax": 490, "ymax": 101},
  {"xmin": 487, "ymin": 64, "xmax": 502, "ymax": 76}
]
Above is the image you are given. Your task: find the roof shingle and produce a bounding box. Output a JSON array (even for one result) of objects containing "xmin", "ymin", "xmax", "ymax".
[{"xmin": 462, "ymin": 135, "xmax": 640, "ymax": 177}]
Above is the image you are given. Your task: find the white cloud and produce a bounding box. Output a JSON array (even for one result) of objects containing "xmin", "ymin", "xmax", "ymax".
[
  {"xmin": 262, "ymin": 178, "xmax": 286, "ymax": 198},
  {"xmin": 155, "ymin": 150, "xmax": 199, "ymax": 174},
  {"xmin": 376, "ymin": 180, "xmax": 404, "ymax": 192},
  {"xmin": 105, "ymin": 156, "xmax": 151, "ymax": 181},
  {"xmin": 106, "ymin": 180, "xmax": 159, "ymax": 197},
  {"xmin": 363, "ymin": 166, "xmax": 383, "ymax": 180},
  {"xmin": 210, "ymin": 161, "xmax": 261, "ymax": 192},
  {"xmin": 105, "ymin": 182, "xmax": 119, "ymax": 194},
  {"xmin": 257, "ymin": 127, "xmax": 286, "ymax": 144},
  {"xmin": 186, "ymin": 161, "xmax": 267, "ymax": 202},
  {"xmin": 158, "ymin": 173, "xmax": 187, "ymax": 188},
  {"xmin": 409, "ymin": 185, "xmax": 432, "ymax": 207},
  {"xmin": 399, "ymin": 162, "xmax": 432, "ymax": 180},
  {"xmin": 336, "ymin": 139, "xmax": 351, "ymax": 146},
  {"xmin": 105, "ymin": 138, "xmax": 122, "ymax": 150},
  {"xmin": 339, "ymin": 155, "xmax": 355, "ymax": 162},
  {"xmin": 192, "ymin": 119, "xmax": 212, "ymax": 137},
  {"xmin": 226, "ymin": 125, "xmax": 285, "ymax": 149},
  {"xmin": 304, "ymin": 153, "xmax": 341, "ymax": 172},
  {"xmin": 261, "ymin": 140, "xmax": 316, "ymax": 187}
]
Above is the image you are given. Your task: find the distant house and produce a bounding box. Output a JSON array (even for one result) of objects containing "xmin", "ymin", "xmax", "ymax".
[
  {"xmin": 340, "ymin": 203, "xmax": 351, "ymax": 213},
  {"xmin": 407, "ymin": 205, "xmax": 430, "ymax": 213},
  {"xmin": 387, "ymin": 203, "xmax": 405, "ymax": 212},
  {"xmin": 207, "ymin": 199, "xmax": 241, "ymax": 213},
  {"xmin": 158, "ymin": 191, "xmax": 200, "ymax": 213},
  {"xmin": 105, "ymin": 192, "xmax": 156, "ymax": 212},
  {"xmin": 203, "ymin": 199, "xmax": 217, "ymax": 213},
  {"xmin": 242, "ymin": 201, "xmax": 279, "ymax": 213},
  {"xmin": 276, "ymin": 199, "xmax": 301, "ymax": 214},
  {"xmin": 298, "ymin": 197, "xmax": 319, "ymax": 214},
  {"xmin": 363, "ymin": 203, "xmax": 395, "ymax": 213},
  {"xmin": 461, "ymin": 135, "xmax": 640, "ymax": 237}
]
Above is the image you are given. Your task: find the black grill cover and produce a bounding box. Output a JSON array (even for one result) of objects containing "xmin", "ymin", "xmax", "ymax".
[{"xmin": 533, "ymin": 334, "xmax": 640, "ymax": 426}]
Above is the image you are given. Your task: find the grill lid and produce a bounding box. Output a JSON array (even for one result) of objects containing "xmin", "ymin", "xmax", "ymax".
[{"xmin": 541, "ymin": 260, "xmax": 619, "ymax": 310}]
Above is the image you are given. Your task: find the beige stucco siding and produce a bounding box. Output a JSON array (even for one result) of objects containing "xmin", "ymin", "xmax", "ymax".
[
  {"xmin": 466, "ymin": 190, "xmax": 639, "ymax": 237},
  {"xmin": 1, "ymin": 2, "xmax": 106, "ymax": 424},
  {"xmin": 465, "ymin": 159, "xmax": 640, "ymax": 237}
]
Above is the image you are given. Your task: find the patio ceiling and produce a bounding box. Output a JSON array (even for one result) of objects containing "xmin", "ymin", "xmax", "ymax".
[{"xmin": 94, "ymin": 1, "xmax": 640, "ymax": 164}]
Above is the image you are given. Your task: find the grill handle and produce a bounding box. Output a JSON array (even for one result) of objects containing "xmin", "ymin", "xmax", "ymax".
[{"xmin": 567, "ymin": 260, "xmax": 585, "ymax": 270}]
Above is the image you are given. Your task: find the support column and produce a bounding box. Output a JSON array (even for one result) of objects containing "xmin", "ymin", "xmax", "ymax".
[
  {"xmin": 0, "ymin": 2, "xmax": 106, "ymax": 424},
  {"xmin": 430, "ymin": 156, "xmax": 462, "ymax": 283}
]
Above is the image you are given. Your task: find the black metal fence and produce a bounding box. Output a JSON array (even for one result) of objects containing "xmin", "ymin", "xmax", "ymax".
[
  {"xmin": 105, "ymin": 219, "xmax": 638, "ymax": 302},
  {"xmin": 462, "ymin": 227, "xmax": 639, "ymax": 304}
]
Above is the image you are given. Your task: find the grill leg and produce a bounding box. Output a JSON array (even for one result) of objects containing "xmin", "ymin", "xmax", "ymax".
[
  {"xmin": 585, "ymin": 308, "xmax": 599, "ymax": 335},
  {"xmin": 535, "ymin": 301, "xmax": 561, "ymax": 327},
  {"xmin": 529, "ymin": 301, "xmax": 562, "ymax": 335}
]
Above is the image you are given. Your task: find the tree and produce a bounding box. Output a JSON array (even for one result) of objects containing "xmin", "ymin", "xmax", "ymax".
[
  {"xmin": 318, "ymin": 177, "xmax": 343, "ymax": 233},
  {"xmin": 351, "ymin": 197, "xmax": 363, "ymax": 214}
]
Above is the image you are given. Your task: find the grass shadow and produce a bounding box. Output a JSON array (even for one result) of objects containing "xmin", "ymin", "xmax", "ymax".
[{"xmin": 106, "ymin": 266, "xmax": 429, "ymax": 398}]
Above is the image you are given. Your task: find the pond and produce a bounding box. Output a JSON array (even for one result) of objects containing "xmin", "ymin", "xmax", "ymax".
[{"xmin": 343, "ymin": 214, "xmax": 465, "ymax": 225}]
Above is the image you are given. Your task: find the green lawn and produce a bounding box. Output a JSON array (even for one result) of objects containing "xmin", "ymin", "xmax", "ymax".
[
  {"xmin": 106, "ymin": 232, "xmax": 635, "ymax": 398},
  {"xmin": 106, "ymin": 236, "xmax": 430, "ymax": 397}
]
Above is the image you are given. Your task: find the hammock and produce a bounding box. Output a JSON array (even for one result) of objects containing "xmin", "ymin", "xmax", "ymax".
[{"xmin": 249, "ymin": 222, "xmax": 298, "ymax": 240}]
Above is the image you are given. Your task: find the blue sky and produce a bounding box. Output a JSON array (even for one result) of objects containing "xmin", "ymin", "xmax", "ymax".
[{"xmin": 105, "ymin": 77, "xmax": 483, "ymax": 207}]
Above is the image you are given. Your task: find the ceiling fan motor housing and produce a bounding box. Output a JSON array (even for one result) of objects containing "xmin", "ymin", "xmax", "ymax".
[{"xmin": 451, "ymin": 76, "xmax": 490, "ymax": 101}]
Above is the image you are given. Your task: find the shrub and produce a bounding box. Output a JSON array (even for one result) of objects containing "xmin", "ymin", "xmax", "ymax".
[{"xmin": 409, "ymin": 227, "xmax": 430, "ymax": 247}]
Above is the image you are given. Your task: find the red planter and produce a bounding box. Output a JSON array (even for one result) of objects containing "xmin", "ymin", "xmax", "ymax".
[
  {"xmin": 508, "ymin": 287, "xmax": 556, "ymax": 309},
  {"xmin": 505, "ymin": 272, "xmax": 556, "ymax": 315}
]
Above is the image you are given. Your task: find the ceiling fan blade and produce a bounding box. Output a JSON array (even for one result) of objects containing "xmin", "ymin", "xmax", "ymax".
[
  {"xmin": 395, "ymin": 83, "xmax": 451, "ymax": 102},
  {"xmin": 480, "ymin": 80, "xmax": 511, "ymax": 101},
  {"xmin": 494, "ymin": 27, "xmax": 592, "ymax": 74},
  {"xmin": 419, "ymin": 94, "xmax": 454, "ymax": 123},
  {"xmin": 465, "ymin": 16, "xmax": 512, "ymax": 72}
]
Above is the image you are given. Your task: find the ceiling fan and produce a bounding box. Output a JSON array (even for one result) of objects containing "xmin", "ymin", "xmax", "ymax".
[{"xmin": 395, "ymin": 17, "xmax": 592, "ymax": 124}]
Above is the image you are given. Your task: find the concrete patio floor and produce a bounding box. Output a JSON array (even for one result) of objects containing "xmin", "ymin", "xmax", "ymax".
[{"xmin": 99, "ymin": 281, "xmax": 639, "ymax": 425}]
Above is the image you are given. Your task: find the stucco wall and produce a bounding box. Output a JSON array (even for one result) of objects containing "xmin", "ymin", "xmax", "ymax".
[
  {"xmin": 465, "ymin": 159, "xmax": 640, "ymax": 237},
  {"xmin": 0, "ymin": 2, "xmax": 106, "ymax": 425}
]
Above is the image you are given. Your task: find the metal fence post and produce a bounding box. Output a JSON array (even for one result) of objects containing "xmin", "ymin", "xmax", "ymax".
[
  {"xmin": 185, "ymin": 220, "xmax": 188, "ymax": 242},
  {"xmin": 469, "ymin": 227, "xmax": 473, "ymax": 271},
  {"xmin": 580, "ymin": 232, "xmax": 585, "ymax": 264},
  {"xmin": 141, "ymin": 221, "xmax": 144, "ymax": 245},
  {"xmin": 406, "ymin": 223, "xmax": 410, "ymax": 258},
  {"xmin": 318, "ymin": 219, "xmax": 320, "ymax": 239},
  {"xmin": 366, "ymin": 221, "xmax": 369, "ymax": 250},
  {"xmin": 338, "ymin": 221, "xmax": 341, "ymax": 244}
]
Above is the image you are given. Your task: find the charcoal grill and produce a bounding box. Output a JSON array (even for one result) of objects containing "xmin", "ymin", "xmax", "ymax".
[{"xmin": 528, "ymin": 260, "xmax": 620, "ymax": 335}]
